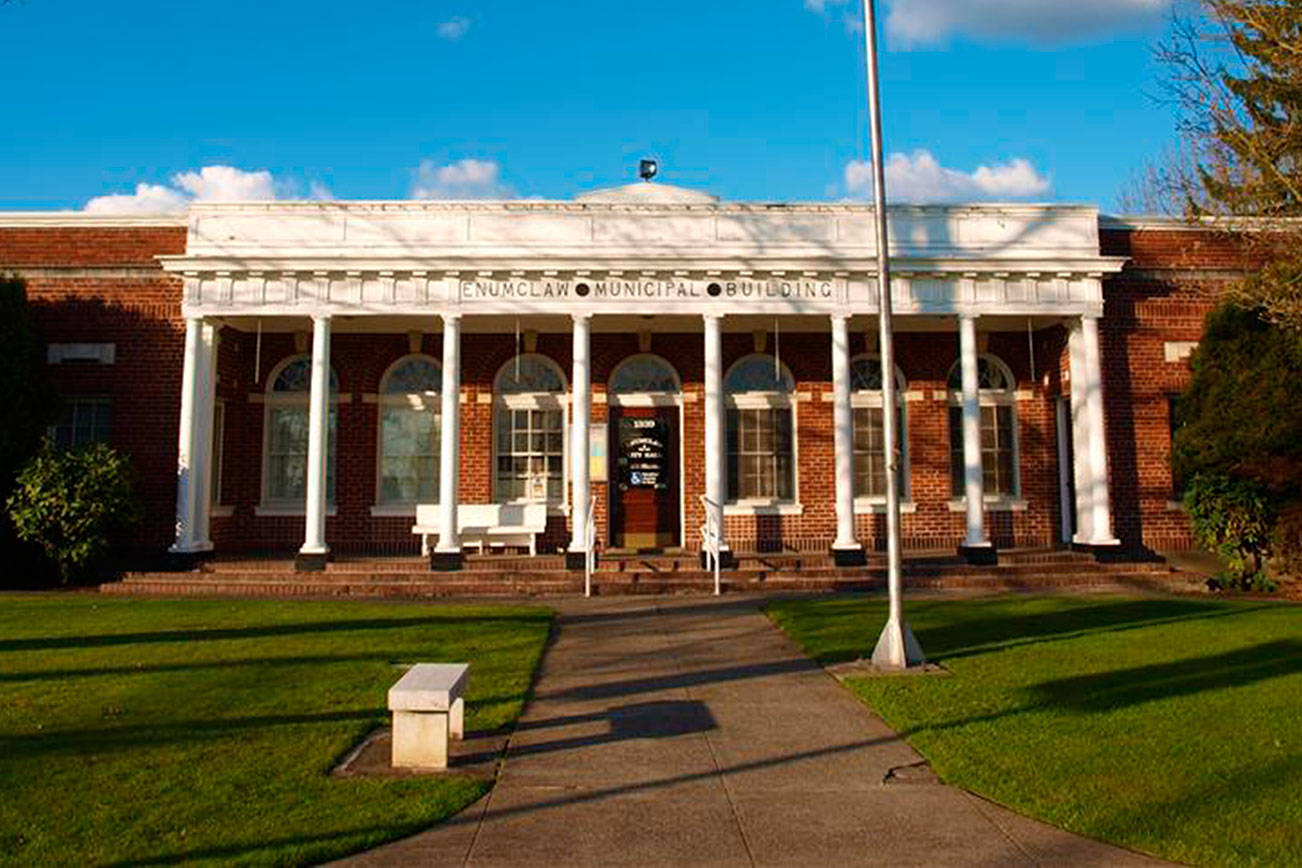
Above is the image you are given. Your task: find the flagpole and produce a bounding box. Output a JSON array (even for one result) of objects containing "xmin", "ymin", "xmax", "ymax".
[{"xmin": 863, "ymin": 0, "xmax": 924, "ymax": 669}]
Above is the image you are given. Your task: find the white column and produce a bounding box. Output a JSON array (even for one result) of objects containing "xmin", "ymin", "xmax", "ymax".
[
  {"xmin": 170, "ymin": 317, "xmax": 213, "ymax": 554},
  {"xmin": 436, "ymin": 314, "xmax": 462, "ymax": 557},
  {"xmin": 1068, "ymin": 320, "xmax": 1094, "ymax": 542},
  {"xmin": 831, "ymin": 315, "xmax": 860, "ymax": 555},
  {"xmin": 299, "ymin": 314, "xmax": 331, "ymax": 561},
  {"xmin": 1073, "ymin": 315, "xmax": 1119, "ymax": 546},
  {"xmin": 569, "ymin": 313, "xmax": 592, "ymax": 557},
  {"xmin": 958, "ymin": 314, "xmax": 990, "ymax": 550},
  {"xmin": 192, "ymin": 323, "xmax": 218, "ymax": 548},
  {"xmin": 703, "ymin": 314, "xmax": 728, "ymax": 553}
]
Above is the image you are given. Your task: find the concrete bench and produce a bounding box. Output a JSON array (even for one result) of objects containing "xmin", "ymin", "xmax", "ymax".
[
  {"xmin": 413, "ymin": 503, "xmax": 549, "ymax": 557},
  {"xmin": 387, "ymin": 663, "xmax": 468, "ymax": 770}
]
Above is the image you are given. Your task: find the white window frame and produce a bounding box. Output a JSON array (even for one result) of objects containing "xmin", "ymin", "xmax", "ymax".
[
  {"xmin": 724, "ymin": 354, "xmax": 801, "ymax": 513},
  {"xmin": 945, "ymin": 353, "xmax": 1022, "ymax": 505},
  {"xmin": 258, "ymin": 354, "xmax": 340, "ymax": 515},
  {"xmin": 849, "ymin": 354, "xmax": 911, "ymax": 511},
  {"xmin": 373, "ymin": 354, "xmax": 443, "ymax": 513},
  {"xmin": 492, "ymin": 354, "xmax": 570, "ymax": 510}
]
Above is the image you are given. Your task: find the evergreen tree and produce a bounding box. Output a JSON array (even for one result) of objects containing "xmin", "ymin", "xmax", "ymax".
[
  {"xmin": 1136, "ymin": 1, "xmax": 1302, "ymax": 330},
  {"xmin": 1196, "ymin": 1, "xmax": 1302, "ymax": 219}
]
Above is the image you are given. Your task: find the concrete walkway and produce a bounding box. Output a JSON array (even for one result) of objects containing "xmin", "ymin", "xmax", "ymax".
[{"xmin": 342, "ymin": 596, "xmax": 1167, "ymax": 866}]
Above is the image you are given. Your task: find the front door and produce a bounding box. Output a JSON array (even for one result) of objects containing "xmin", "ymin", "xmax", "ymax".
[{"xmin": 610, "ymin": 406, "xmax": 681, "ymax": 549}]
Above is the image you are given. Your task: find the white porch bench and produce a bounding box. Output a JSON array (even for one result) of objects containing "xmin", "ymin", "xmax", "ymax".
[
  {"xmin": 388, "ymin": 663, "xmax": 468, "ymax": 770},
  {"xmin": 412, "ymin": 503, "xmax": 549, "ymax": 556}
]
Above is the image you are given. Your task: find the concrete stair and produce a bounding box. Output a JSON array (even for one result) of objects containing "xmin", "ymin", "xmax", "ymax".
[{"xmin": 103, "ymin": 549, "xmax": 1206, "ymax": 598}]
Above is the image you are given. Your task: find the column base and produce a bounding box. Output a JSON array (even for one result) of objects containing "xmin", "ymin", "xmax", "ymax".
[
  {"xmin": 958, "ymin": 543, "xmax": 998, "ymax": 566},
  {"xmin": 700, "ymin": 548, "xmax": 736, "ymax": 570},
  {"xmin": 430, "ymin": 549, "xmax": 464, "ymax": 572},
  {"xmin": 564, "ymin": 551, "xmax": 594, "ymax": 572},
  {"xmin": 165, "ymin": 546, "xmax": 215, "ymax": 571},
  {"xmin": 1071, "ymin": 539, "xmax": 1124, "ymax": 562},
  {"xmin": 831, "ymin": 545, "xmax": 867, "ymax": 567},
  {"xmin": 295, "ymin": 550, "xmax": 330, "ymax": 572}
]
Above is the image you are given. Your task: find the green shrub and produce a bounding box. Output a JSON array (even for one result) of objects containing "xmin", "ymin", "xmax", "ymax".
[
  {"xmin": 5, "ymin": 443, "xmax": 140, "ymax": 584},
  {"xmin": 1183, "ymin": 473, "xmax": 1276, "ymax": 590}
]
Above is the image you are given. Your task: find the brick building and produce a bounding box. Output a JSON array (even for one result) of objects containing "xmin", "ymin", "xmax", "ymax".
[{"xmin": 0, "ymin": 183, "xmax": 1230, "ymax": 570}]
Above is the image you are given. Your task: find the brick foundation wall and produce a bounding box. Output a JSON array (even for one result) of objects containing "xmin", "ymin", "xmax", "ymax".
[{"xmin": 0, "ymin": 219, "xmax": 1244, "ymax": 560}]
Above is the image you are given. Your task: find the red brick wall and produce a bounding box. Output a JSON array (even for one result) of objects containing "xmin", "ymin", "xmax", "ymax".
[
  {"xmin": 2, "ymin": 225, "xmax": 188, "ymax": 553},
  {"xmin": 0, "ymin": 220, "xmax": 1244, "ymax": 559},
  {"xmin": 1098, "ymin": 226, "xmax": 1241, "ymax": 553}
]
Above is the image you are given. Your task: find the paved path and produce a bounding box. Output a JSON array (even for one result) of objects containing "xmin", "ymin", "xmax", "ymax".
[{"xmin": 343, "ymin": 596, "xmax": 1166, "ymax": 866}]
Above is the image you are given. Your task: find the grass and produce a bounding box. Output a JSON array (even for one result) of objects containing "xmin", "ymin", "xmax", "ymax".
[
  {"xmin": 766, "ymin": 594, "xmax": 1302, "ymax": 867},
  {"xmin": 0, "ymin": 594, "xmax": 552, "ymax": 867}
]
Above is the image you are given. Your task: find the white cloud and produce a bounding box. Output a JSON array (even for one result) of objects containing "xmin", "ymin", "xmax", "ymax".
[
  {"xmin": 844, "ymin": 150, "xmax": 1052, "ymax": 203},
  {"xmin": 437, "ymin": 16, "xmax": 471, "ymax": 40},
  {"xmin": 84, "ymin": 166, "xmax": 282, "ymax": 213},
  {"xmin": 805, "ymin": 0, "xmax": 1170, "ymax": 45},
  {"xmin": 411, "ymin": 158, "xmax": 512, "ymax": 200},
  {"xmin": 885, "ymin": 0, "xmax": 1170, "ymax": 46},
  {"xmin": 84, "ymin": 183, "xmax": 190, "ymax": 215},
  {"xmin": 172, "ymin": 166, "xmax": 276, "ymax": 202}
]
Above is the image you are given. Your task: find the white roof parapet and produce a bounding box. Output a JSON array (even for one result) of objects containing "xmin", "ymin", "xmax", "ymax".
[
  {"xmin": 156, "ymin": 198, "xmax": 1125, "ymax": 319},
  {"xmin": 0, "ymin": 212, "xmax": 189, "ymax": 228}
]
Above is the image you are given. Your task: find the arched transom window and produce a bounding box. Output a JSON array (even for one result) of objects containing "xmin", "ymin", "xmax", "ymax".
[
  {"xmin": 263, "ymin": 356, "xmax": 338, "ymax": 507},
  {"xmin": 609, "ymin": 355, "xmax": 681, "ymax": 396},
  {"xmin": 725, "ymin": 355, "xmax": 796, "ymax": 503},
  {"xmin": 494, "ymin": 354, "xmax": 567, "ymax": 504},
  {"xmin": 946, "ymin": 354, "xmax": 1019, "ymax": 498},
  {"xmin": 850, "ymin": 355, "xmax": 908, "ymax": 500},
  {"xmin": 378, "ymin": 355, "xmax": 442, "ymax": 505}
]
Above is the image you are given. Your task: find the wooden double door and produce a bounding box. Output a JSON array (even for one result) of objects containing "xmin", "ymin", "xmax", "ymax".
[{"xmin": 609, "ymin": 405, "xmax": 681, "ymax": 550}]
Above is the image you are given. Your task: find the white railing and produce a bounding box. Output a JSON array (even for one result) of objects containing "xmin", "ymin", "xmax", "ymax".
[
  {"xmin": 699, "ymin": 495, "xmax": 723, "ymax": 596},
  {"xmin": 584, "ymin": 495, "xmax": 597, "ymax": 598}
]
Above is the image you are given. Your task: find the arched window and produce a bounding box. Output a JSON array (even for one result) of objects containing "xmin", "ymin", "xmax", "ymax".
[
  {"xmin": 609, "ymin": 354, "xmax": 681, "ymax": 396},
  {"xmin": 946, "ymin": 354, "xmax": 1018, "ymax": 498},
  {"xmin": 725, "ymin": 355, "xmax": 796, "ymax": 502},
  {"xmin": 494, "ymin": 354, "xmax": 567, "ymax": 504},
  {"xmin": 850, "ymin": 355, "xmax": 908, "ymax": 499},
  {"xmin": 263, "ymin": 355, "xmax": 339, "ymax": 507},
  {"xmin": 378, "ymin": 355, "xmax": 442, "ymax": 505}
]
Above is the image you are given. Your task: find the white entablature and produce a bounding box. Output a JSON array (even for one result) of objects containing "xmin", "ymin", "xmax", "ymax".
[{"xmin": 159, "ymin": 196, "xmax": 1127, "ymax": 318}]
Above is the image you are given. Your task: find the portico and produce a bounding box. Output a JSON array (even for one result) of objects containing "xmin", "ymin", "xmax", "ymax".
[{"xmin": 160, "ymin": 185, "xmax": 1126, "ymax": 570}]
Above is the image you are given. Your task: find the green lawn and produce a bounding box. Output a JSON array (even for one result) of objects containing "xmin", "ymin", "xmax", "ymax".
[
  {"xmin": 767, "ymin": 594, "xmax": 1302, "ymax": 867},
  {"xmin": 0, "ymin": 594, "xmax": 552, "ymax": 867}
]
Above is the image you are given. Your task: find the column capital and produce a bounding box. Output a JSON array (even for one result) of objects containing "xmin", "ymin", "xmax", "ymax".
[
  {"xmin": 571, "ymin": 312, "xmax": 592, "ymax": 325},
  {"xmin": 310, "ymin": 312, "xmax": 333, "ymax": 324},
  {"xmin": 957, "ymin": 312, "xmax": 979, "ymax": 323},
  {"xmin": 830, "ymin": 313, "xmax": 851, "ymax": 326},
  {"xmin": 441, "ymin": 312, "xmax": 462, "ymax": 325},
  {"xmin": 702, "ymin": 312, "xmax": 724, "ymax": 323}
]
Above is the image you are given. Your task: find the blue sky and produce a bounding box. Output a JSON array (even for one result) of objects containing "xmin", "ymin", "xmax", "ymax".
[{"xmin": 1, "ymin": 0, "xmax": 1179, "ymax": 211}]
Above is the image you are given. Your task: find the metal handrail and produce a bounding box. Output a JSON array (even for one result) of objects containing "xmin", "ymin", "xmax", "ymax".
[
  {"xmin": 584, "ymin": 495, "xmax": 597, "ymax": 598},
  {"xmin": 699, "ymin": 495, "xmax": 722, "ymax": 596}
]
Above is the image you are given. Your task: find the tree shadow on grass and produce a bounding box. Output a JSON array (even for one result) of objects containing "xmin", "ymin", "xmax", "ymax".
[
  {"xmin": 777, "ymin": 597, "xmax": 1283, "ymax": 665},
  {"xmin": 100, "ymin": 820, "xmax": 447, "ymax": 868},
  {"xmin": 0, "ymin": 709, "xmax": 385, "ymax": 757},
  {"xmin": 917, "ymin": 599, "xmax": 1284, "ymax": 661},
  {"xmin": 1028, "ymin": 639, "xmax": 1302, "ymax": 713},
  {"xmin": 893, "ymin": 640, "xmax": 1302, "ymax": 740},
  {"xmin": 0, "ymin": 613, "xmax": 550, "ymax": 654}
]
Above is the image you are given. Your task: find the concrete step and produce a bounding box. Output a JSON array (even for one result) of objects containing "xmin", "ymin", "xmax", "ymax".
[{"xmin": 107, "ymin": 569, "xmax": 1204, "ymax": 599}]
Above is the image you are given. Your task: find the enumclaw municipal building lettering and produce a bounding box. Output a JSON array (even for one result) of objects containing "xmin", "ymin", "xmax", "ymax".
[
  {"xmin": 460, "ymin": 279, "xmax": 836, "ymax": 302},
  {"xmin": 0, "ymin": 181, "xmax": 1223, "ymax": 574}
]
